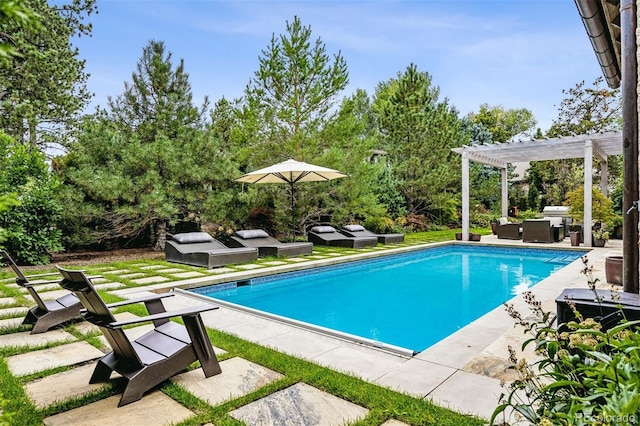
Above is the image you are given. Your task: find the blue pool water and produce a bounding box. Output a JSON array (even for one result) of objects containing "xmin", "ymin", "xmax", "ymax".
[{"xmin": 190, "ymin": 245, "xmax": 583, "ymax": 353}]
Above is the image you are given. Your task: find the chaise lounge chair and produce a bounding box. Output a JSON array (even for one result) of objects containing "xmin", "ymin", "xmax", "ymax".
[
  {"xmin": 227, "ymin": 229, "xmax": 313, "ymax": 258},
  {"xmin": 56, "ymin": 266, "xmax": 222, "ymax": 407},
  {"xmin": 165, "ymin": 232, "xmax": 258, "ymax": 268},
  {"xmin": 0, "ymin": 250, "xmax": 83, "ymax": 334},
  {"xmin": 339, "ymin": 224, "xmax": 404, "ymax": 244},
  {"xmin": 307, "ymin": 225, "xmax": 378, "ymax": 248}
]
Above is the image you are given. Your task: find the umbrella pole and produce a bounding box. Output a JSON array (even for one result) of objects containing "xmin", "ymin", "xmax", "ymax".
[{"xmin": 290, "ymin": 182, "xmax": 295, "ymax": 241}]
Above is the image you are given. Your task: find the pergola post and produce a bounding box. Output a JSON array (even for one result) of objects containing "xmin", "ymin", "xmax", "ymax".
[
  {"xmin": 584, "ymin": 140, "xmax": 593, "ymax": 247},
  {"xmin": 461, "ymin": 151, "xmax": 469, "ymax": 241},
  {"xmin": 600, "ymin": 159, "xmax": 609, "ymax": 196},
  {"xmin": 501, "ymin": 168, "xmax": 508, "ymax": 218}
]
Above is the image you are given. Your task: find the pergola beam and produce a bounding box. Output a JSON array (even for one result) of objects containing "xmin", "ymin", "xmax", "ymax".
[{"xmin": 452, "ymin": 132, "xmax": 623, "ymax": 243}]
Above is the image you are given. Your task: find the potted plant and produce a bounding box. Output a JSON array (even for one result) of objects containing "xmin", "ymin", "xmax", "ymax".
[
  {"xmin": 564, "ymin": 185, "xmax": 615, "ymax": 246},
  {"xmin": 592, "ymin": 226, "xmax": 609, "ymax": 247}
]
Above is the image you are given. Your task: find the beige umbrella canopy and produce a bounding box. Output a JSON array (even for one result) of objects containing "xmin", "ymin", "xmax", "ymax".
[{"xmin": 236, "ymin": 158, "xmax": 348, "ymax": 239}]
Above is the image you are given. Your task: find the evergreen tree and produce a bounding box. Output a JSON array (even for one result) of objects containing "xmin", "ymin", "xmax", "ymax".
[
  {"xmin": 57, "ymin": 41, "xmax": 234, "ymax": 250},
  {"xmin": 0, "ymin": 0, "xmax": 96, "ymax": 148},
  {"xmin": 373, "ymin": 63, "xmax": 465, "ymax": 224},
  {"xmin": 241, "ymin": 15, "xmax": 349, "ymax": 163}
]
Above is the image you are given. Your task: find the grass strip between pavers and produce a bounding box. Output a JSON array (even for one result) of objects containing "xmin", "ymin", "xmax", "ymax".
[{"xmin": 0, "ymin": 229, "xmax": 491, "ymax": 425}]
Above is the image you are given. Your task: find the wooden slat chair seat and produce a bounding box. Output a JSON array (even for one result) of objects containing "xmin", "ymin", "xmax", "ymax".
[
  {"xmin": 56, "ymin": 266, "xmax": 222, "ymax": 407},
  {"xmin": 0, "ymin": 250, "xmax": 84, "ymax": 334}
]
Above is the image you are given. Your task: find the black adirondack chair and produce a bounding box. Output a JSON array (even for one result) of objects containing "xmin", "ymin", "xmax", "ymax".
[
  {"xmin": 0, "ymin": 250, "xmax": 83, "ymax": 334},
  {"xmin": 56, "ymin": 266, "xmax": 222, "ymax": 406}
]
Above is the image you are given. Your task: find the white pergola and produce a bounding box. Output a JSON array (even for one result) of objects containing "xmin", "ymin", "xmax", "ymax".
[{"xmin": 451, "ymin": 131, "xmax": 623, "ymax": 247}]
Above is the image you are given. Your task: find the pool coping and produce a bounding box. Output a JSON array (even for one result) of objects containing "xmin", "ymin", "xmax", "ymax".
[
  {"xmin": 122, "ymin": 236, "xmax": 620, "ymax": 420},
  {"xmin": 179, "ymin": 243, "xmax": 590, "ymax": 358}
]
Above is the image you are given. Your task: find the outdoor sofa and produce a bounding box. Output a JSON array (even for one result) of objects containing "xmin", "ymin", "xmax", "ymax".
[
  {"xmin": 522, "ymin": 218, "xmax": 565, "ymax": 243},
  {"xmin": 227, "ymin": 229, "xmax": 313, "ymax": 258},
  {"xmin": 339, "ymin": 224, "xmax": 404, "ymax": 244},
  {"xmin": 165, "ymin": 232, "xmax": 258, "ymax": 268},
  {"xmin": 307, "ymin": 225, "xmax": 378, "ymax": 248}
]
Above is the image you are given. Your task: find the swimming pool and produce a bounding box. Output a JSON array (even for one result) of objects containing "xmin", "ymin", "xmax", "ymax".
[{"xmin": 189, "ymin": 245, "xmax": 583, "ymax": 354}]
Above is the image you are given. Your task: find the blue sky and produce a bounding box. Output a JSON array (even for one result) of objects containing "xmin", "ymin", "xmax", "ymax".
[{"xmin": 75, "ymin": 0, "xmax": 603, "ymax": 133}]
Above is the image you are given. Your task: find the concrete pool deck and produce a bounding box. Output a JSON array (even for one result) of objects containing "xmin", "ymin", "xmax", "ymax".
[{"xmin": 1, "ymin": 236, "xmax": 623, "ymax": 424}]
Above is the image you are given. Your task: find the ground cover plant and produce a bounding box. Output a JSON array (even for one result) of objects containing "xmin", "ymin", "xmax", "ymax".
[{"xmin": 493, "ymin": 257, "xmax": 640, "ymax": 425}]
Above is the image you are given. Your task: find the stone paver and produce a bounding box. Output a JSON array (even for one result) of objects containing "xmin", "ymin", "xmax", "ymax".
[
  {"xmin": 171, "ymin": 271, "xmax": 205, "ymax": 278},
  {"xmin": 287, "ymin": 257, "xmax": 308, "ymax": 262},
  {"xmin": 229, "ymin": 382, "xmax": 369, "ymax": 426},
  {"xmin": 139, "ymin": 265, "xmax": 166, "ymax": 270},
  {"xmin": 0, "ymin": 317, "xmax": 24, "ymax": 328},
  {"xmin": 171, "ymin": 357, "xmax": 283, "ymax": 406},
  {"xmin": 25, "ymin": 363, "xmax": 107, "ymax": 408},
  {"xmin": 43, "ymin": 391, "xmax": 195, "ymax": 426},
  {"xmin": 6, "ymin": 341, "xmax": 104, "ymax": 376},
  {"xmin": 260, "ymin": 260, "xmax": 288, "ymax": 266},
  {"xmin": 93, "ymin": 282, "xmax": 126, "ymax": 291},
  {"xmin": 101, "ymin": 269, "xmax": 130, "ymax": 275},
  {"xmin": 0, "ymin": 296, "xmax": 17, "ymax": 306},
  {"xmin": 118, "ymin": 273, "xmax": 146, "ymax": 279},
  {"xmin": 0, "ymin": 317, "xmax": 24, "ymax": 329},
  {"xmin": 131, "ymin": 276, "xmax": 170, "ymax": 284},
  {"xmin": 153, "ymin": 268, "xmax": 185, "ymax": 273},
  {"xmin": 426, "ymin": 369, "xmax": 504, "ymax": 421},
  {"xmin": 205, "ymin": 267, "xmax": 235, "ymax": 274},
  {"xmin": 381, "ymin": 420, "xmax": 410, "ymax": 426},
  {"xmin": 234, "ymin": 264, "xmax": 265, "ymax": 270},
  {"xmin": 375, "ymin": 358, "xmax": 456, "ymax": 398},
  {"xmin": 0, "ymin": 306, "xmax": 29, "ymax": 316},
  {"xmin": 0, "ymin": 329, "xmax": 75, "ymax": 349}
]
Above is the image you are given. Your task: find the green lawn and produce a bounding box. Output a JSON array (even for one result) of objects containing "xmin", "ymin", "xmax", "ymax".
[{"xmin": 0, "ymin": 228, "xmax": 491, "ymax": 425}]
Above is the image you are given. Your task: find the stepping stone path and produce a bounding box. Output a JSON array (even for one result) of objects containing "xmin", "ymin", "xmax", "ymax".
[{"xmin": 171, "ymin": 357, "xmax": 282, "ymax": 405}]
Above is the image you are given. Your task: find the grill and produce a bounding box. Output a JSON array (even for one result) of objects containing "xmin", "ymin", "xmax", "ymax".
[{"xmin": 542, "ymin": 206, "xmax": 573, "ymax": 234}]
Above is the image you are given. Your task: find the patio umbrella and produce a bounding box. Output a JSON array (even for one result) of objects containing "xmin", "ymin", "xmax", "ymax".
[{"xmin": 236, "ymin": 158, "xmax": 348, "ymax": 240}]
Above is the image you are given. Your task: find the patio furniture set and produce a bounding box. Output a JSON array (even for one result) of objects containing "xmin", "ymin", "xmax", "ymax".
[
  {"xmin": 495, "ymin": 217, "xmax": 567, "ymax": 243},
  {"xmin": 166, "ymin": 225, "xmax": 404, "ymax": 269}
]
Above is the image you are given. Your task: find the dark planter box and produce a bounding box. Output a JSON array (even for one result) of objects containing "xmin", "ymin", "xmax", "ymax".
[{"xmin": 556, "ymin": 288, "xmax": 640, "ymax": 329}]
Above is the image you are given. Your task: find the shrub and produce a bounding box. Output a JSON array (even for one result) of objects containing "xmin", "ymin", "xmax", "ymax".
[{"xmin": 492, "ymin": 257, "xmax": 640, "ymax": 425}]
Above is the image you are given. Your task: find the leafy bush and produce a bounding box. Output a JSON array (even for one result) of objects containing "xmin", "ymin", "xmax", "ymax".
[
  {"xmin": 0, "ymin": 134, "xmax": 63, "ymax": 264},
  {"xmin": 493, "ymin": 257, "xmax": 640, "ymax": 425}
]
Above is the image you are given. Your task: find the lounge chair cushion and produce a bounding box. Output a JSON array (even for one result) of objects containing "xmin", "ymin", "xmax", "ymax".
[
  {"xmin": 235, "ymin": 229, "xmax": 270, "ymax": 239},
  {"xmin": 171, "ymin": 232, "xmax": 214, "ymax": 244},
  {"xmin": 343, "ymin": 224, "xmax": 365, "ymax": 232},
  {"xmin": 498, "ymin": 217, "xmax": 509, "ymax": 225},
  {"xmin": 311, "ymin": 226, "xmax": 337, "ymax": 234}
]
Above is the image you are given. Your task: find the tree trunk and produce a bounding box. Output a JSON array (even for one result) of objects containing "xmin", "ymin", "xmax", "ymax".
[{"xmin": 153, "ymin": 220, "xmax": 167, "ymax": 251}]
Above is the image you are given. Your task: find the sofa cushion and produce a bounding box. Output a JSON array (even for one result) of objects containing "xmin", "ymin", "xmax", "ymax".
[
  {"xmin": 310, "ymin": 226, "xmax": 336, "ymax": 234},
  {"xmin": 171, "ymin": 232, "xmax": 214, "ymax": 244},
  {"xmin": 235, "ymin": 229, "xmax": 270, "ymax": 239},
  {"xmin": 498, "ymin": 217, "xmax": 509, "ymax": 225},
  {"xmin": 343, "ymin": 224, "xmax": 365, "ymax": 232}
]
